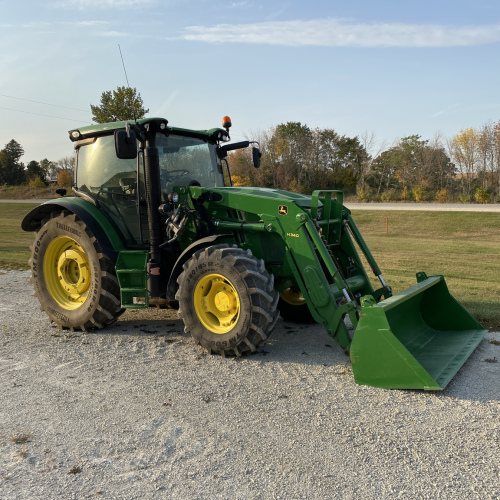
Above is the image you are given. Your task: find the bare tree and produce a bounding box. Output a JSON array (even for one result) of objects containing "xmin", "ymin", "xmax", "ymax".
[
  {"xmin": 57, "ymin": 155, "xmax": 76, "ymax": 176},
  {"xmin": 358, "ymin": 131, "xmax": 386, "ymax": 191}
]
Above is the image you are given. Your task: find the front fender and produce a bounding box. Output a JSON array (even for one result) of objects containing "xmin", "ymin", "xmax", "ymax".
[
  {"xmin": 21, "ymin": 197, "xmax": 126, "ymax": 264},
  {"xmin": 165, "ymin": 234, "xmax": 233, "ymax": 301}
]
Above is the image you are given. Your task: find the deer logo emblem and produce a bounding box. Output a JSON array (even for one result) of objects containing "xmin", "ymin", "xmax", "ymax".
[{"xmin": 278, "ymin": 205, "xmax": 288, "ymax": 216}]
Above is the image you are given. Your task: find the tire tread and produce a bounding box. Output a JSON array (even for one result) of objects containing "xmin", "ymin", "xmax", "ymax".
[{"xmin": 176, "ymin": 244, "xmax": 279, "ymax": 356}]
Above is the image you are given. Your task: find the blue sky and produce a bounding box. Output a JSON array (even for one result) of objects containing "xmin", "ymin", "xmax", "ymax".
[{"xmin": 1, "ymin": 0, "xmax": 500, "ymax": 163}]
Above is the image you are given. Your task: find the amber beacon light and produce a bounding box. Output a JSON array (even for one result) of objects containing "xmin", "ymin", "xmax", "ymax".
[{"xmin": 222, "ymin": 116, "xmax": 232, "ymax": 132}]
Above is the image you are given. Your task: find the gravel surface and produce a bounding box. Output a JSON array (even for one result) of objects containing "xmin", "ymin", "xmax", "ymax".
[{"xmin": 1, "ymin": 270, "xmax": 499, "ymax": 499}]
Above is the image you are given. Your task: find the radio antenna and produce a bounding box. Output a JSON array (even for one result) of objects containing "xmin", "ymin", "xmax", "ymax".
[
  {"xmin": 118, "ymin": 44, "xmax": 137, "ymax": 122},
  {"xmin": 118, "ymin": 44, "xmax": 131, "ymax": 87}
]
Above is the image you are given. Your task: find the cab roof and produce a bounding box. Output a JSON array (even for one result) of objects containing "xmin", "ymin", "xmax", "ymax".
[{"xmin": 68, "ymin": 117, "xmax": 229, "ymax": 143}]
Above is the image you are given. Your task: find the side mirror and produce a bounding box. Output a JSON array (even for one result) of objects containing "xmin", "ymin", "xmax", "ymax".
[
  {"xmin": 115, "ymin": 129, "xmax": 137, "ymax": 159},
  {"xmin": 218, "ymin": 140, "xmax": 250, "ymax": 158},
  {"xmin": 252, "ymin": 147, "xmax": 261, "ymax": 168}
]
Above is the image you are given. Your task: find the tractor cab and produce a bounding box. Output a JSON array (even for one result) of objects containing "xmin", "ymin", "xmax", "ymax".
[{"xmin": 70, "ymin": 118, "xmax": 228, "ymax": 247}]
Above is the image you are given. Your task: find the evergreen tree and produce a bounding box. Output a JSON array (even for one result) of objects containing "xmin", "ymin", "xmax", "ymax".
[{"xmin": 0, "ymin": 140, "xmax": 26, "ymax": 185}]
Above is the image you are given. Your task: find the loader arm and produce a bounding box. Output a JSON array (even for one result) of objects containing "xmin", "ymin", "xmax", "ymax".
[
  {"xmin": 201, "ymin": 189, "xmax": 388, "ymax": 350},
  {"xmin": 192, "ymin": 187, "xmax": 487, "ymax": 390},
  {"xmin": 276, "ymin": 190, "xmax": 391, "ymax": 349}
]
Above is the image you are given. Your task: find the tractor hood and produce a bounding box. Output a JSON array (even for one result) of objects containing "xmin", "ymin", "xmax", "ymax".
[
  {"xmin": 187, "ymin": 186, "xmax": 351, "ymax": 224},
  {"xmin": 202, "ymin": 186, "xmax": 324, "ymax": 210}
]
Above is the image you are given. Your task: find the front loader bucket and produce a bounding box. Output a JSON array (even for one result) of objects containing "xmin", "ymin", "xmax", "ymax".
[{"xmin": 350, "ymin": 273, "xmax": 487, "ymax": 390}]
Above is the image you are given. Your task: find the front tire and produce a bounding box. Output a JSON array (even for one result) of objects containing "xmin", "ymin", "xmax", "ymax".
[
  {"xmin": 176, "ymin": 245, "xmax": 279, "ymax": 356},
  {"xmin": 29, "ymin": 210, "xmax": 124, "ymax": 330}
]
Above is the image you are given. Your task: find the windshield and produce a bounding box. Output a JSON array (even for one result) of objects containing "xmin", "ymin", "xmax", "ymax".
[
  {"xmin": 76, "ymin": 133, "xmax": 222, "ymax": 195},
  {"xmin": 157, "ymin": 134, "xmax": 223, "ymax": 194},
  {"xmin": 75, "ymin": 132, "xmax": 224, "ymax": 246}
]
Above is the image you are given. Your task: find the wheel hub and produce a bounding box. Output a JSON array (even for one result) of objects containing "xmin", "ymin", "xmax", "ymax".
[
  {"xmin": 57, "ymin": 248, "xmax": 89, "ymax": 296},
  {"xmin": 194, "ymin": 274, "xmax": 240, "ymax": 334},
  {"xmin": 44, "ymin": 236, "xmax": 91, "ymax": 310},
  {"xmin": 214, "ymin": 290, "xmax": 236, "ymax": 312}
]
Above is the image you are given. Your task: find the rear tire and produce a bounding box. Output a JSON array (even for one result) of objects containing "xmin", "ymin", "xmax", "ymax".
[
  {"xmin": 278, "ymin": 288, "xmax": 314, "ymax": 323},
  {"xmin": 176, "ymin": 245, "xmax": 279, "ymax": 356},
  {"xmin": 29, "ymin": 210, "xmax": 124, "ymax": 330}
]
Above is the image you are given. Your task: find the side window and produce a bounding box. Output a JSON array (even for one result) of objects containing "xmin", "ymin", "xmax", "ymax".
[
  {"xmin": 76, "ymin": 136, "xmax": 145, "ymax": 246},
  {"xmin": 76, "ymin": 136, "xmax": 137, "ymax": 195}
]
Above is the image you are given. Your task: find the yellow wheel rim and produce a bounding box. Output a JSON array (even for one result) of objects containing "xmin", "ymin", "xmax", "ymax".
[
  {"xmin": 193, "ymin": 273, "xmax": 240, "ymax": 334},
  {"xmin": 280, "ymin": 288, "xmax": 306, "ymax": 306},
  {"xmin": 44, "ymin": 236, "xmax": 91, "ymax": 310}
]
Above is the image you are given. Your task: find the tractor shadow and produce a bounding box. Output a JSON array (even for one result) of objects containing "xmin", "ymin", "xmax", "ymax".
[
  {"xmin": 252, "ymin": 319, "xmax": 351, "ymax": 368},
  {"xmin": 98, "ymin": 309, "xmax": 349, "ymax": 368},
  {"xmin": 88, "ymin": 309, "xmax": 499, "ymax": 403},
  {"xmin": 102, "ymin": 307, "xmax": 187, "ymax": 338},
  {"xmin": 261, "ymin": 322, "xmax": 500, "ymax": 402}
]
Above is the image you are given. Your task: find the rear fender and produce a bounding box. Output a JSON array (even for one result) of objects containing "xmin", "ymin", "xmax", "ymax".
[{"xmin": 21, "ymin": 198, "xmax": 126, "ymax": 264}]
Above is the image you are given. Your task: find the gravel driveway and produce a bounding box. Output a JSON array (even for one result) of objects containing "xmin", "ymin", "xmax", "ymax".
[
  {"xmin": 1, "ymin": 270, "xmax": 499, "ymax": 499},
  {"xmin": 345, "ymin": 202, "xmax": 500, "ymax": 212}
]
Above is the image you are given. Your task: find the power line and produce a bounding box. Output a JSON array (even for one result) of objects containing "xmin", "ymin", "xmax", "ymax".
[
  {"xmin": 0, "ymin": 94, "xmax": 91, "ymax": 114},
  {"xmin": 0, "ymin": 106, "xmax": 90, "ymax": 123}
]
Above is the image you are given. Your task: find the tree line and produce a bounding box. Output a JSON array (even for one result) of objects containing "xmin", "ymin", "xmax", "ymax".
[
  {"xmin": 0, "ymin": 86, "xmax": 147, "ymax": 191},
  {"xmin": 0, "ymin": 139, "xmax": 74, "ymax": 189},
  {"xmin": 3, "ymin": 80, "xmax": 500, "ymax": 203},
  {"xmin": 229, "ymin": 121, "xmax": 500, "ymax": 203},
  {"xmin": 88, "ymin": 86, "xmax": 500, "ymax": 204}
]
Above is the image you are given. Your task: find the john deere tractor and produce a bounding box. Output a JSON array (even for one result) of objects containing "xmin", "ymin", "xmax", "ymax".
[{"xmin": 22, "ymin": 116, "xmax": 487, "ymax": 390}]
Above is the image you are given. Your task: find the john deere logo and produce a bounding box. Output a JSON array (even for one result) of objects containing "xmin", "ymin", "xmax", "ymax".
[{"xmin": 278, "ymin": 205, "xmax": 288, "ymax": 216}]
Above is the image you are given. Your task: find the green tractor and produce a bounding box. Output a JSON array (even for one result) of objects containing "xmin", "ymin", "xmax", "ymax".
[{"xmin": 22, "ymin": 116, "xmax": 487, "ymax": 390}]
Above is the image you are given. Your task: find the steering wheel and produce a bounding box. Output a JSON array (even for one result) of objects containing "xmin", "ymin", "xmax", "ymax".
[{"xmin": 161, "ymin": 169, "xmax": 190, "ymax": 183}]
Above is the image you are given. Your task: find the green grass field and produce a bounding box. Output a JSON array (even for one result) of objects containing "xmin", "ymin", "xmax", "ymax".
[
  {"xmin": 350, "ymin": 209, "xmax": 500, "ymax": 330},
  {"xmin": 0, "ymin": 203, "xmax": 38, "ymax": 269},
  {"xmin": 1, "ymin": 202, "xmax": 499, "ymax": 330}
]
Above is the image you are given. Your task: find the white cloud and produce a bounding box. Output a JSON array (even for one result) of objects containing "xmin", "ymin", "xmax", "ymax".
[
  {"xmin": 54, "ymin": 0, "xmax": 156, "ymax": 9},
  {"xmin": 68, "ymin": 20, "xmax": 110, "ymax": 26},
  {"xmin": 4, "ymin": 20, "xmax": 109, "ymax": 29},
  {"xmin": 22, "ymin": 22, "xmax": 52, "ymax": 28},
  {"xmin": 99, "ymin": 30, "xmax": 129, "ymax": 37},
  {"xmin": 181, "ymin": 18, "xmax": 500, "ymax": 48}
]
